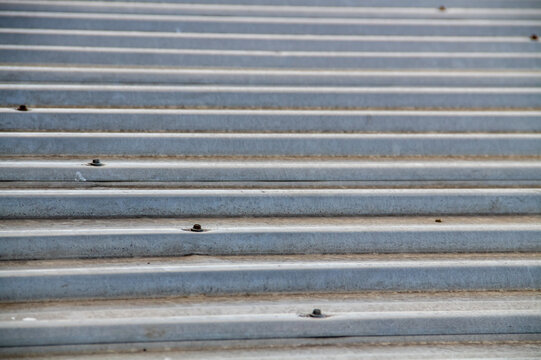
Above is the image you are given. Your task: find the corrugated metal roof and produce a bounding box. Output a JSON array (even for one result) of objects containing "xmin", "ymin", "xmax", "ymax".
[{"xmin": 0, "ymin": 0, "xmax": 540, "ymax": 358}]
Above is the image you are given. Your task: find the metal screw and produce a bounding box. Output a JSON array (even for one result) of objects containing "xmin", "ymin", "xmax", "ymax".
[
  {"xmin": 191, "ymin": 224, "xmax": 203, "ymax": 232},
  {"xmin": 309, "ymin": 308, "xmax": 324, "ymax": 318},
  {"xmin": 435, "ymin": 219, "xmax": 442, "ymax": 223},
  {"xmin": 439, "ymin": 5, "xmax": 446, "ymax": 11},
  {"xmin": 89, "ymin": 159, "xmax": 104, "ymax": 167},
  {"xmin": 16, "ymin": 105, "xmax": 28, "ymax": 111},
  {"xmin": 531, "ymin": 34, "xmax": 538, "ymax": 41}
]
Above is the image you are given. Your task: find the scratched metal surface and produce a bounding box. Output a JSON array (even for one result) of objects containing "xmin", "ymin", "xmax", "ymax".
[{"xmin": 0, "ymin": 0, "xmax": 540, "ymax": 358}]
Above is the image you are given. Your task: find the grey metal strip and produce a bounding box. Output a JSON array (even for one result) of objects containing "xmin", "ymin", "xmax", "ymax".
[
  {"xmin": 3, "ymin": 84, "xmax": 541, "ymax": 108},
  {"xmin": 1, "ymin": 310, "xmax": 540, "ymax": 347},
  {"xmin": 0, "ymin": 258, "xmax": 540, "ymax": 300},
  {"xmin": 1, "ymin": 12, "xmax": 539, "ymax": 35},
  {"xmin": 3, "ymin": 290, "xmax": 539, "ymax": 319},
  {"xmin": 2, "ymin": 108, "xmax": 540, "ymax": 132},
  {"xmin": 4, "ymin": 342, "xmax": 541, "ymax": 359},
  {"xmin": 1, "ymin": 133, "xmax": 540, "ymax": 156},
  {"xmin": 0, "ymin": 188, "xmax": 540, "ymax": 218},
  {"xmin": 1, "ymin": 160, "xmax": 540, "ymax": 182},
  {"xmin": 2, "ymin": 30, "xmax": 540, "ymax": 52},
  {"xmin": 1, "ymin": 222, "xmax": 540, "ymax": 260},
  {"xmin": 2, "ymin": 46, "xmax": 540, "ymax": 69},
  {"xmin": 2, "ymin": 1, "xmax": 541, "ymax": 19},
  {"xmin": 2, "ymin": 66, "xmax": 541, "ymax": 87},
  {"xmin": 26, "ymin": 0, "xmax": 539, "ymax": 8}
]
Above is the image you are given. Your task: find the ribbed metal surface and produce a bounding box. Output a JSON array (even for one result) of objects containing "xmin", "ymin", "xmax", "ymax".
[
  {"xmin": 2, "ymin": 160, "xmax": 540, "ymax": 182},
  {"xmin": 2, "ymin": 108, "xmax": 541, "ymax": 131},
  {"xmin": 2, "ymin": 188, "xmax": 541, "ymax": 218},
  {"xmin": 0, "ymin": 0, "xmax": 540, "ymax": 358},
  {"xmin": 2, "ymin": 217, "xmax": 540, "ymax": 260}
]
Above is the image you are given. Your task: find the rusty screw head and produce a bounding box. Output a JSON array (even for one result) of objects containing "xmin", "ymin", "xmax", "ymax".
[
  {"xmin": 435, "ymin": 219, "xmax": 442, "ymax": 223},
  {"xmin": 191, "ymin": 224, "xmax": 203, "ymax": 232},
  {"xmin": 439, "ymin": 5, "xmax": 446, "ymax": 11},
  {"xmin": 309, "ymin": 308, "xmax": 324, "ymax": 318},
  {"xmin": 531, "ymin": 34, "xmax": 538, "ymax": 41},
  {"xmin": 16, "ymin": 105, "xmax": 28, "ymax": 111},
  {"xmin": 89, "ymin": 159, "xmax": 104, "ymax": 167}
]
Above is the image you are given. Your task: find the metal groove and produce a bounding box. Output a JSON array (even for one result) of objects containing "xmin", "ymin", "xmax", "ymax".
[
  {"xmin": 18, "ymin": 0, "xmax": 537, "ymax": 8},
  {"xmin": 1, "ymin": 12, "xmax": 539, "ymax": 37},
  {"xmin": 2, "ymin": 30, "xmax": 540, "ymax": 52},
  {"xmin": 2, "ymin": 1, "xmax": 541, "ymax": 19},
  {"xmin": 1, "ymin": 132, "xmax": 540, "ymax": 156},
  {"xmin": 1, "ymin": 310, "xmax": 540, "ymax": 347},
  {"xmin": 2, "ymin": 108, "xmax": 540, "ymax": 132},
  {"xmin": 2, "ymin": 46, "xmax": 540, "ymax": 69},
  {"xmin": 1, "ymin": 257, "xmax": 540, "ymax": 301},
  {"xmin": 0, "ymin": 188, "xmax": 540, "ymax": 218},
  {"xmin": 3, "ymin": 84, "xmax": 541, "ymax": 108},
  {"xmin": 3, "ymin": 67, "xmax": 541, "ymax": 87},
  {"xmin": 2, "ymin": 220, "xmax": 540, "ymax": 260},
  {"xmin": 1, "ymin": 160, "xmax": 540, "ymax": 182}
]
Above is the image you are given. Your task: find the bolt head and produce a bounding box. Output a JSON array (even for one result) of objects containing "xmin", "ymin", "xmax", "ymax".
[
  {"xmin": 191, "ymin": 224, "xmax": 203, "ymax": 232},
  {"xmin": 89, "ymin": 159, "xmax": 104, "ymax": 166},
  {"xmin": 309, "ymin": 308, "xmax": 324, "ymax": 318},
  {"xmin": 16, "ymin": 105, "xmax": 28, "ymax": 111}
]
